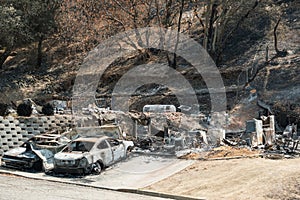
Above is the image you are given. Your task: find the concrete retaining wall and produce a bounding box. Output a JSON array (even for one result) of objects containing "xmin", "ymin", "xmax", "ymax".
[{"xmin": 0, "ymin": 115, "xmax": 74, "ymax": 155}]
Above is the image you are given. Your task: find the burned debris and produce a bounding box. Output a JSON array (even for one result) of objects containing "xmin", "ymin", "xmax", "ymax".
[
  {"xmin": 0, "ymin": 99, "xmax": 299, "ymax": 176},
  {"xmin": 276, "ymin": 123, "xmax": 299, "ymax": 154},
  {"xmin": 70, "ymin": 103, "xmax": 299, "ymax": 160},
  {"xmin": 133, "ymin": 109, "xmax": 299, "ymax": 159},
  {"xmin": 241, "ymin": 115, "xmax": 276, "ymax": 148}
]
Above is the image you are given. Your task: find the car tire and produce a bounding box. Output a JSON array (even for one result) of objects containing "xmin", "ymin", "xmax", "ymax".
[
  {"xmin": 126, "ymin": 146, "xmax": 133, "ymax": 158},
  {"xmin": 92, "ymin": 162, "xmax": 102, "ymax": 175}
]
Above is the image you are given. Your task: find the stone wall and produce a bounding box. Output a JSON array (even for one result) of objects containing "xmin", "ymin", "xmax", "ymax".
[{"xmin": 0, "ymin": 115, "xmax": 74, "ymax": 155}]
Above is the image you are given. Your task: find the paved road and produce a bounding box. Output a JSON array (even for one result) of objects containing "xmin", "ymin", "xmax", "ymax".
[
  {"xmin": 0, "ymin": 154, "xmax": 194, "ymax": 189},
  {"xmin": 0, "ymin": 174, "xmax": 169, "ymax": 200}
]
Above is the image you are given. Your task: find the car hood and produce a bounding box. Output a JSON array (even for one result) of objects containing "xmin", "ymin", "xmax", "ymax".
[
  {"xmin": 3, "ymin": 147, "xmax": 54, "ymax": 160},
  {"xmin": 4, "ymin": 147, "xmax": 27, "ymax": 157},
  {"xmin": 54, "ymin": 152, "xmax": 87, "ymax": 160},
  {"xmin": 3, "ymin": 147, "xmax": 37, "ymax": 159}
]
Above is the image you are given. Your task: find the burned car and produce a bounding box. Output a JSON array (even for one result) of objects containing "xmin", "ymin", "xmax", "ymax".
[
  {"xmin": 27, "ymin": 133, "xmax": 71, "ymax": 153},
  {"xmin": 1, "ymin": 133, "xmax": 71, "ymax": 171},
  {"xmin": 53, "ymin": 136, "xmax": 134, "ymax": 174}
]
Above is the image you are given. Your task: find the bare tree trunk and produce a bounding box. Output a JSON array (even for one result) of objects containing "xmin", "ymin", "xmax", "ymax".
[
  {"xmin": 273, "ymin": 17, "xmax": 287, "ymax": 57},
  {"xmin": 213, "ymin": 1, "xmax": 230, "ymax": 59},
  {"xmin": 132, "ymin": 2, "xmax": 144, "ymax": 48},
  {"xmin": 164, "ymin": 0, "xmax": 176, "ymax": 68},
  {"xmin": 212, "ymin": 21, "xmax": 218, "ymax": 52},
  {"xmin": 207, "ymin": 2, "xmax": 218, "ymax": 52},
  {"xmin": 155, "ymin": 0, "xmax": 165, "ymax": 51},
  {"xmin": 164, "ymin": 0, "xmax": 173, "ymax": 28},
  {"xmin": 274, "ymin": 18, "xmax": 280, "ymax": 54},
  {"xmin": 171, "ymin": 0, "xmax": 185, "ymax": 69},
  {"xmin": 204, "ymin": 1, "xmax": 212, "ymax": 50},
  {"xmin": 0, "ymin": 48, "xmax": 12, "ymax": 69}
]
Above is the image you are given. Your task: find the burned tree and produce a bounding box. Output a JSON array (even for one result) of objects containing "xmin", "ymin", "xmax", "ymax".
[{"xmin": 273, "ymin": 18, "xmax": 288, "ymax": 57}]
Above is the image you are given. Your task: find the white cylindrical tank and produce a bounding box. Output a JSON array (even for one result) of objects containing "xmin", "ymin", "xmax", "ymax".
[{"xmin": 143, "ymin": 105, "xmax": 176, "ymax": 113}]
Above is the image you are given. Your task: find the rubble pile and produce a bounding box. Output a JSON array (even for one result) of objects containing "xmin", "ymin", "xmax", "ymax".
[
  {"xmin": 79, "ymin": 107, "xmax": 299, "ymax": 159},
  {"xmin": 264, "ymin": 123, "xmax": 299, "ymax": 158},
  {"xmin": 178, "ymin": 146, "xmax": 261, "ymax": 160},
  {"xmin": 237, "ymin": 116, "xmax": 299, "ymax": 158}
]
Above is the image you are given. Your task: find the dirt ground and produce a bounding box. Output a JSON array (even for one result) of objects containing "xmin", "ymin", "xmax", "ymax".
[{"xmin": 145, "ymin": 157, "xmax": 300, "ymax": 200}]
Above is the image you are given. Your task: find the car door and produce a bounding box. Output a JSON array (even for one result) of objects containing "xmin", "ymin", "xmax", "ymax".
[
  {"xmin": 107, "ymin": 138, "xmax": 125, "ymax": 162},
  {"xmin": 96, "ymin": 140, "xmax": 113, "ymax": 166}
]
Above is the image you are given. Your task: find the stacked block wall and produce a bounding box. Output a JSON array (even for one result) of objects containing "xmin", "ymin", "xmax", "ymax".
[{"xmin": 0, "ymin": 115, "xmax": 74, "ymax": 155}]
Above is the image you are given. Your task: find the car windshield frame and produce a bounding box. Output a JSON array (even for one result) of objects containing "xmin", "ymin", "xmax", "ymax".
[
  {"xmin": 20, "ymin": 141, "xmax": 41, "ymax": 150},
  {"xmin": 64, "ymin": 141, "xmax": 95, "ymax": 152}
]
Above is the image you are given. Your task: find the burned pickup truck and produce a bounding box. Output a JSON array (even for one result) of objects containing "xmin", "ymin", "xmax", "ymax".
[
  {"xmin": 1, "ymin": 133, "xmax": 71, "ymax": 171},
  {"xmin": 53, "ymin": 136, "xmax": 134, "ymax": 174}
]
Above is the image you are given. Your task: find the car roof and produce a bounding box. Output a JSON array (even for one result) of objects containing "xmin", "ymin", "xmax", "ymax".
[
  {"xmin": 73, "ymin": 136, "xmax": 109, "ymax": 143},
  {"xmin": 33, "ymin": 134, "xmax": 62, "ymax": 139}
]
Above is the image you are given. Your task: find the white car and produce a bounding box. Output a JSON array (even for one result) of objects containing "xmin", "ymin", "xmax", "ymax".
[{"xmin": 53, "ymin": 136, "xmax": 134, "ymax": 174}]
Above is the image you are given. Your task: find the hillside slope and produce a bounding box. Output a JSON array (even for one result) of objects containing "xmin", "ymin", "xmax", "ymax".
[{"xmin": 0, "ymin": 1, "xmax": 299, "ymax": 129}]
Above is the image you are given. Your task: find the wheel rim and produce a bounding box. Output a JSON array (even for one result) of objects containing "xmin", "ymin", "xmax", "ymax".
[{"xmin": 93, "ymin": 163, "xmax": 101, "ymax": 174}]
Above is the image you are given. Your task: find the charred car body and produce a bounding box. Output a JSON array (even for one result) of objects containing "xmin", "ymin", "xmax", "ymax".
[
  {"xmin": 1, "ymin": 133, "xmax": 71, "ymax": 171},
  {"xmin": 53, "ymin": 136, "xmax": 134, "ymax": 174}
]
